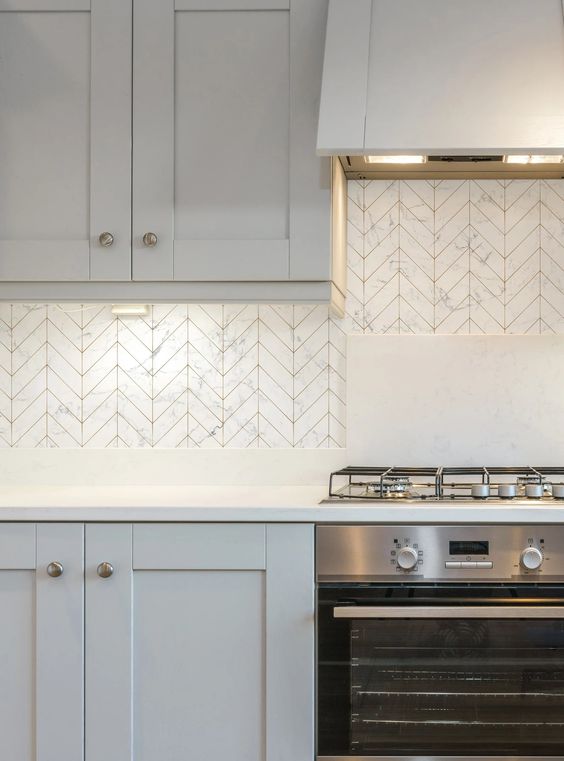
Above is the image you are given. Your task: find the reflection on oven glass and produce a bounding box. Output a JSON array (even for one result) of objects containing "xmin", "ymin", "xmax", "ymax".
[{"xmin": 318, "ymin": 585, "xmax": 564, "ymax": 757}]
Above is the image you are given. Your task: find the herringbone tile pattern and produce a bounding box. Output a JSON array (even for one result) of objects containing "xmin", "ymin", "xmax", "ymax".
[{"xmin": 1, "ymin": 179, "xmax": 563, "ymax": 448}]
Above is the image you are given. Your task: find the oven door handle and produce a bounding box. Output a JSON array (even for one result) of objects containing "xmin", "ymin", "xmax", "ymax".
[{"xmin": 333, "ymin": 605, "xmax": 564, "ymax": 619}]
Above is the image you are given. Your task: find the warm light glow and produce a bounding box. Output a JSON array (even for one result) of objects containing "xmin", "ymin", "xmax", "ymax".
[
  {"xmin": 111, "ymin": 304, "xmax": 150, "ymax": 317},
  {"xmin": 505, "ymin": 155, "xmax": 564, "ymax": 164},
  {"xmin": 366, "ymin": 155, "xmax": 427, "ymax": 164}
]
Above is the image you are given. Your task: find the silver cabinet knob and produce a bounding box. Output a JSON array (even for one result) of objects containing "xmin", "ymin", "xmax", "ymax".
[
  {"xmin": 47, "ymin": 561, "xmax": 64, "ymax": 578},
  {"xmin": 97, "ymin": 562, "xmax": 114, "ymax": 579},
  {"xmin": 142, "ymin": 232, "xmax": 158, "ymax": 248},
  {"xmin": 99, "ymin": 232, "xmax": 114, "ymax": 247}
]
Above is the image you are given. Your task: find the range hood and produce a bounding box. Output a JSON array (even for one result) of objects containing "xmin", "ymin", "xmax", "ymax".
[{"xmin": 317, "ymin": 0, "xmax": 564, "ymax": 179}]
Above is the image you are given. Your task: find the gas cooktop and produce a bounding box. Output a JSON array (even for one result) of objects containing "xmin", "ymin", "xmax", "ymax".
[{"xmin": 325, "ymin": 466, "xmax": 564, "ymax": 502}]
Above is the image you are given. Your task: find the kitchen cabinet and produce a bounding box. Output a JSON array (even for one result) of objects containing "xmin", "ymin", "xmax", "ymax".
[
  {"xmin": 0, "ymin": 523, "xmax": 84, "ymax": 761},
  {"xmin": 0, "ymin": 0, "xmax": 131, "ymax": 282},
  {"xmin": 133, "ymin": 0, "xmax": 330, "ymax": 284},
  {"xmin": 85, "ymin": 522, "xmax": 315, "ymax": 760},
  {"xmin": 0, "ymin": 0, "xmax": 341, "ymax": 306},
  {"xmin": 0, "ymin": 521, "xmax": 314, "ymax": 759}
]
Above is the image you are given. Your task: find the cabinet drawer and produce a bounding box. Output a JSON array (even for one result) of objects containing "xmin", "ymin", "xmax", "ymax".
[{"xmin": 133, "ymin": 523, "xmax": 266, "ymax": 570}]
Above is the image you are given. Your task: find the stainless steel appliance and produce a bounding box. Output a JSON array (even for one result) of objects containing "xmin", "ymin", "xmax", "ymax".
[
  {"xmin": 316, "ymin": 523, "xmax": 564, "ymax": 760},
  {"xmin": 324, "ymin": 466, "xmax": 564, "ymax": 502}
]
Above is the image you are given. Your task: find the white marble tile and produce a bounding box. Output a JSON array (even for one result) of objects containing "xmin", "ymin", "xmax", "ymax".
[{"xmin": 187, "ymin": 305, "xmax": 223, "ymax": 448}]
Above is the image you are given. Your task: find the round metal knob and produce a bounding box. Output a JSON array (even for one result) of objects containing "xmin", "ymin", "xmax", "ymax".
[
  {"xmin": 97, "ymin": 562, "xmax": 114, "ymax": 579},
  {"xmin": 47, "ymin": 561, "xmax": 64, "ymax": 578},
  {"xmin": 520, "ymin": 546, "xmax": 543, "ymax": 571},
  {"xmin": 397, "ymin": 547, "xmax": 419, "ymax": 571},
  {"xmin": 99, "ymin": 232, "xmax": 114, "ymax": 247},
  {"xmin": 142, "ymin": 232, "xmax": 158, "ymax": 248}
]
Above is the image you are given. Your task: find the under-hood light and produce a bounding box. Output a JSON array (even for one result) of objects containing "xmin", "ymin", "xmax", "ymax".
[
  {"xmin": 366, "ymin": 155, "xmax": 427, "ymax": 164},
  {"xmin": 505, "ymin": 155, "xmax": 564, "ymax": 164}
]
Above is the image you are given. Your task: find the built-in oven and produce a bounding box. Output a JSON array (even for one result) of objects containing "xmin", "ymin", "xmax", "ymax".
[{"xmin": 317, "ymin": 525, "xmax": 564, "ymax": 760}]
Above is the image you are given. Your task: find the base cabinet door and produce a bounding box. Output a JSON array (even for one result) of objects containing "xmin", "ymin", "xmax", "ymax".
[
  {"xmin": 85, "ymin": 523, "xmax": 314, "ymax": 761},
  {"xmin": 0, "ymin": 523, "xmax": 84, "ymax": 761}
]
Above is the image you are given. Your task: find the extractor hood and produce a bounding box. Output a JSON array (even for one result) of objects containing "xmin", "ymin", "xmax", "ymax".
[{"xmin": 317, "ymin": 0, "xmax": 564, "ymax": 179}]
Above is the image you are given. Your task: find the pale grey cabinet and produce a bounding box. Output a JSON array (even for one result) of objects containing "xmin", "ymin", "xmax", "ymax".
[
  {"xmin": 0, "ymin": 0, "xmax": 131, "ymax": 282},
  {"xmin": 0, "ymin": 523, "xmax": 84, "ymax": 761},
  {"xmin": 133, "ymin": 0, "xmax": 330, "ymax": 283},
  {"xmin": 0, "ymin": 0, "xmax": 334, "ymax": 299},
  {"xmin": 85, "ymin": 522, "xmax": 315, "ymax": 761}
]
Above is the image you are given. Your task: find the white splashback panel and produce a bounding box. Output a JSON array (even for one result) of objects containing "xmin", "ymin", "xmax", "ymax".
[{"xmin": 347, "ymin": 335, "xmax": 564, "ymax": 466}]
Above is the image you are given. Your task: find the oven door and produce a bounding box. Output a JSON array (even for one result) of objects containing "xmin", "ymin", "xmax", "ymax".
[{"xmin": 317, "ymin": 584, "xmax": 564, "ymax": 760}]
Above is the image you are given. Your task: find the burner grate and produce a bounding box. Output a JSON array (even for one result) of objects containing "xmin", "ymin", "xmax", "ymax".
[{"xmin": 327, "ymin": 466, "xmax": 564, "ymax": 501}]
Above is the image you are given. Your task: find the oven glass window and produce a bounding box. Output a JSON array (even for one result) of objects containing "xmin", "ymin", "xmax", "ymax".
[{"xmin": 318, "ymin": 585, "xmax": 564, "ymax": 757}]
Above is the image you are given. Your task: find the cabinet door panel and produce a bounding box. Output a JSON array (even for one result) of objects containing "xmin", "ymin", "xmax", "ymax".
[
  {"xmin": 174, "ymin": 9, "xmax": 289, "ymax": 243},
  {"xmin": 133, "ymin": 0, "xmax": 329, "ymax": 283},
  {"xmin": 135, "ymin": 570, "xmax": 265, "ymax": 761},
  {"xmin": 0, "ymin": 523, "xmax": 84, "ymax": 761},
  {"xmin": 0, "ymin": 0, "xmax": 131, "ymax": 281},
  {"xmin": 0, "ymin": 570, "xmax": 35, "ymax": 761},
  {"xmin": 86, "ymin": 523, "xmax": 315, "ymax": 761}
]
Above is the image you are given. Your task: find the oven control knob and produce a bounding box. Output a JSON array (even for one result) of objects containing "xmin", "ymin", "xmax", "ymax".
[
  {"xmin": 520, "ymin": 546, "xmax": 543, "ymax": 571},
  {"xmin": 397, "ymin": 546, "xmax": 419, "ymax": 571}
]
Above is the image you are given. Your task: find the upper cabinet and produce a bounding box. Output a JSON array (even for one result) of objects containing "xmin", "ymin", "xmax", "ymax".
[
  {"xmin": 0, "ymin": 0, "xmax": 342, "ymax": 304},
  {"xmin": 0, "ymin": 0, "xmax": 131, "ymax": 281}
]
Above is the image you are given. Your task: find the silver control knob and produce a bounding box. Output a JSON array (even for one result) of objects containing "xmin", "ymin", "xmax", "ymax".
[
  {"xmin": 397, "ymin": 546, "xmax": 419, "ymax": 571},
  {"xmin": 520, "ymin": 546, "xmax": 543, "ymax": 571}
]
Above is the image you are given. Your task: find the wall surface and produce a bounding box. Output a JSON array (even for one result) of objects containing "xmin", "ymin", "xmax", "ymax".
[{"xmin": 0, "ymin": 178, "xmax": 562, "ymax": 449}]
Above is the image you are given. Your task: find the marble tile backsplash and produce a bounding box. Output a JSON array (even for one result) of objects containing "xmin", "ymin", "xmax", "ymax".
[{"xmin": 0, "ymin": 178, "xmax": 563, "ymax": 448}]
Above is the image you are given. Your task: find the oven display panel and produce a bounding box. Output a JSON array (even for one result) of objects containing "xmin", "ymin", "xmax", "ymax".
[{"xmin": 449, "ymin": 540, "xmax": 489, "ymax": 555}]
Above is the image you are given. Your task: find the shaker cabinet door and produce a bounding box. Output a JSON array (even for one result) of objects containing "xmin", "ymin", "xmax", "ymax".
[
  {"xmin": 0, "ymin": 0, "xmax": 131, "ymax": 281},
  {"xmin": 0, "ymin": 523, "xmax": 84, "ymax": 761},
  {"xmin": 132, "ymin": 0, "xmax": 329, "ymax": 283},
  {"xmin": 85, "ymin": 523, "xmax": 315, "ymax": 761}
]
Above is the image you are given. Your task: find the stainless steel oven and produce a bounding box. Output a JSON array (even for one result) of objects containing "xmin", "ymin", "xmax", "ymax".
[{"xmin": 316, "ymin": 525, "xmax": 564, "ymax": 760}]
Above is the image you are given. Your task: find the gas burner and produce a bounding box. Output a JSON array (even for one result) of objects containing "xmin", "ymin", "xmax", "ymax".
[{"xmin": 369, "ymin": 475, "xmax": 415, "ymax": 499}]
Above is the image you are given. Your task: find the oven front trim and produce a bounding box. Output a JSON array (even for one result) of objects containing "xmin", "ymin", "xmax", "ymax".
[{"xmin": 318, "ymin": 757, "xmax": 563, "ymax": 761}]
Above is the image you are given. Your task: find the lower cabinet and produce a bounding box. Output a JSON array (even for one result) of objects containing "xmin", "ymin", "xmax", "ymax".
[
  {"xmin": 0, "ymin": 522, "xmax": 314, "ymax": 761},
  {"xmin": 0, "ymin": 523, "xmax": 84, "ymax": 761}
]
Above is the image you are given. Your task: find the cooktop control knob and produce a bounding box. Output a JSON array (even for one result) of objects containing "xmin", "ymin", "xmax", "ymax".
[
  {"xmin": 520, "ymin": 546, "xmax": 543, "ymax": 571},
  {"xmin": 397, "ymin": 546, "xmax": 419, "ymax": 571}
]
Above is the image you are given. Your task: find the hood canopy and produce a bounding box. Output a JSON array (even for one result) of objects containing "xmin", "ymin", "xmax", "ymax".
[{"xmin": 317, "ymin": 0, "xmax": 564, "ymax": 178}]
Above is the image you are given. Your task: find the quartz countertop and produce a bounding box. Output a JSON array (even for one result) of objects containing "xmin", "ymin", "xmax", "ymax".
[{"xmin": 2, "ymin": 485, "xmax": 564, "ymax": 522}]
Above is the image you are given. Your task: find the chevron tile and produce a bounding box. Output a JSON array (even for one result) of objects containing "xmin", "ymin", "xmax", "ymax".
[
  {"xmin": 187, "ymin": 305, "xmax": 223, "ymax": 448},
  {"xmin": 82, "ymin": 305, "xmax": 117, "ymax": 448},
  {"xmin": 293, "ymin": 305, "xmax": 330, "ymax": 447},
  {"xmin": 346, "ymin": 180, "xmax": 365, "ymax": 332},
  {"xmin": 469, "ymin": 180, "xmax": 505, "ymax": 333},
  {"xmin": 152, "ymin": 304, "xmax": 188, "ymax": 448},
  {"xmin": 364, "ymin": 180, "xmax": 400, "ymax": 333},
  {"xmin": 399, "ymin": 180, "xmax": 435, "ymax": 332},
  {"xmin": 541, "ymin": 181, "xmax": 564, "ymax": 333},
  {"xmin": 505, "ymin": 180, "xmax": 541, "ymax": 333},
  {"xmin": 223, "ymin": 305, "xmax": 259, "ymax": 447},
  {"xmin": 12, "ymin": 304, "xmax": 47, "ymax": 447},
  {"xmin": 47, "ymin": 305, "xmax": 82, "ymax": 447},
  {"xmin": 435, "ymin": 180, "xmax": 471, "ymax": 334},
  {"xmin": 258, "ymin": 305, "xmax": 293, "ymax": 447}
]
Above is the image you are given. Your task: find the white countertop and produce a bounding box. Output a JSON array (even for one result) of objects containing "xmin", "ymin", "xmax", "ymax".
[{"xmin": 2, "ymin": 485, "xmax": 564, "ymax": 523}]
